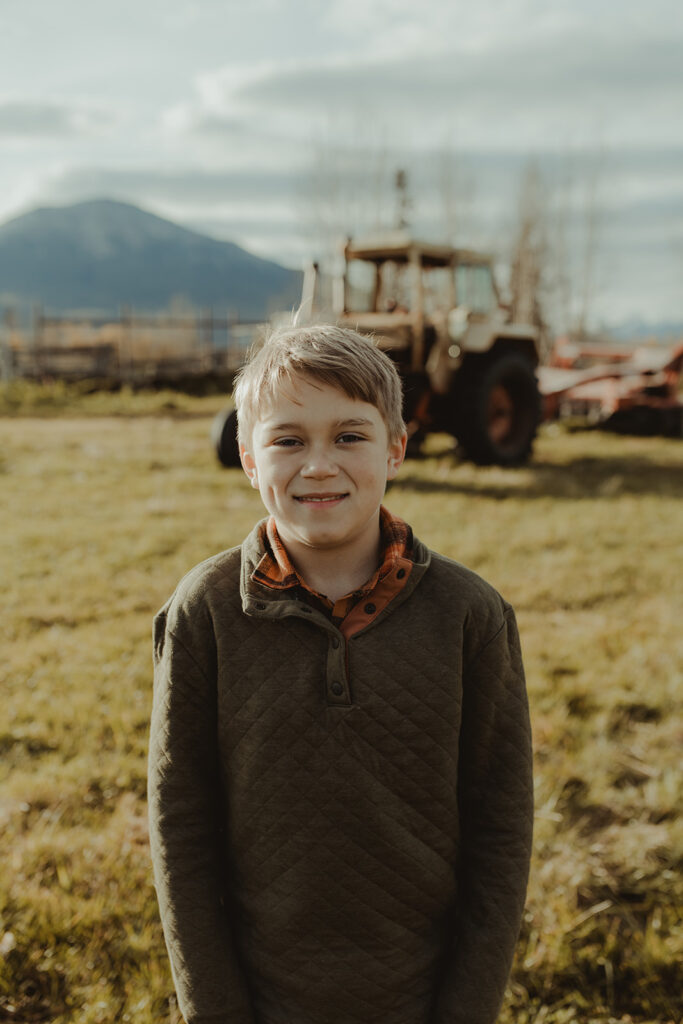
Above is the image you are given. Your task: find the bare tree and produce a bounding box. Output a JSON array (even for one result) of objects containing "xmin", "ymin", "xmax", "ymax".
[
  {"xmin": 394, "ymin": 168, "xmax": 411, "ymax": 231},
  {"xmin": 541, "ymin": 144, "xmax": 608, "ymax": 339},
  {"xmin": 436, "ymin": 141, "xmax": 476, "ymax": 247},
  {"xmin": 544, "ymin": 152, "xmax": 575, "ymax": 334},
  {"xmin": 508, "ymin": 145, "xmax": 609, "ymax": 351},
  {"xmin": 509, "ymin": 160, "xmax": 550, "ymax": 354},
  {"xmin": 575, "ymin": 145, "xmax": 606, "ymax": 338},
  {"xmin": 298, "ymin": 119, "xmax": 485, "ymax": 286},
  {"xmin": 298, "ymin": 115, "xmax": 395, "ymax": 272}
]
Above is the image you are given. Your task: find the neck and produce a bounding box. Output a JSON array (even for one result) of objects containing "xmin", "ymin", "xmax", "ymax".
[
  {"xmin": 279, "ymin": 523, "xmax": 383, "ymax": 603},
  {"xmin": 295, "ymin": 547, "xmax": 381, "ymax": 602}
]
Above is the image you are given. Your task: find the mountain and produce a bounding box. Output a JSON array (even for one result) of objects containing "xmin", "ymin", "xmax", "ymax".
[
  {"xmin": 608, "ymin": 318, "xmax": 683, "ymax": 343},
  {"xmin": 0, "ymin": 198, "xmax": 302, "ymax": 319}
]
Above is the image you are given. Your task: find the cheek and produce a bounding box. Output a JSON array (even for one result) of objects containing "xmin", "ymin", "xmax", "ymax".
[
  {"xmin": 357, "ymin": 461, "xmax": 390, "ymax": 493},
  {"xmin": 258, "ymin": 460, "xmax": 291, "ymax": 495}
]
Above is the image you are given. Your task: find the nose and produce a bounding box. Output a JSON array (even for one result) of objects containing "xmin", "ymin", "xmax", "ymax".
[{"xmin": 300, "ymin": 445, "xmax": 339, "ymax": 479}]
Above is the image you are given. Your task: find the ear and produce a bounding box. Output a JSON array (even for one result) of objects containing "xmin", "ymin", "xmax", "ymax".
[
  {"xmin": 239, "ymin": 444, "xmax": 260, "ymax": 490},
  {"xmin": 386, "ymin": 430, "xmax": 407, "ymax": 481}
]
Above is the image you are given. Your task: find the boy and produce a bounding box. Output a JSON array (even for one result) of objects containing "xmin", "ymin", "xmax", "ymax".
[{"xmin": 148, "ymin": 324, "xmax": 533, "ymax": 1024}]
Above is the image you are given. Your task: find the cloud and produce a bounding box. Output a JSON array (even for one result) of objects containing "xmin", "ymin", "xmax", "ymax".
[
  {"xmin": 42, "ymin": 165, "xmax": 301, "ymax": 208},
  {"xmin": 34, "ymin": 146, "xmax": 683, "ymax": 251},
  {"xmin": 0, "ymin": 100, "xmax": 113, "ymax": 139},
  {"xmin": 160, "ymin": 60, "xmax": 301, "ymax": 139},
  {"xmin": 163, "ymin": 7, "xmax": 682, "ymax": 154},
  {"xmin": 168, "ymin": 112, "xmax": 250, "ymax": 139},
  {"xmin": 231, "ymin": 32, "xmax": 683, "ymax": 148},
  {"xmin": 321, "ymin": 0, "xmax": 571, "ymax": 58}
]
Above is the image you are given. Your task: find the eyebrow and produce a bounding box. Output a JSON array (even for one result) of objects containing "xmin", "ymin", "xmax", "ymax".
[
  {"xmin": 266, "ymin": 417, "xmax": 375, "ymax": 431},
  {"xmin": 336, "ymin": 418, "xmax": 375, "ymax": 428}
]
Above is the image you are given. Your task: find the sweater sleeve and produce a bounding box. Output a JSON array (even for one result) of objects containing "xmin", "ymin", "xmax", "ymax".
[
  {"xmin": 432, "ymin": 606, "xmax": 534, "ymax": 1024},
  {"xmin": 148, "ymin": 604, "xmax": 256, "ymax": 1024}
]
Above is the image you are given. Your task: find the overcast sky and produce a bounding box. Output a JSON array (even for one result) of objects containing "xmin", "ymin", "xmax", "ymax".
[{"xmin": 1, "ymin": 0, "xmax": 682, "ymax": 328}]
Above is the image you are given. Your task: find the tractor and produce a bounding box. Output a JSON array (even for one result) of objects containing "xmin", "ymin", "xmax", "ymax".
[{"xmin": 213, "ymin": 232, "xmax": 541, "ymax": 466}]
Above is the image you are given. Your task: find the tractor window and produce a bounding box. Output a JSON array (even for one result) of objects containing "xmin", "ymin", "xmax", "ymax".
[
  {"xmin": 422, "ymin": 267, "xmax": 453, "ymax": 315},
  {"xmin": 346, "ymin": 259, "xmax": 377, "ymax": 312},
  {"xmin": 377, "ymin": 260, "xmax": 412, "ymax": 312},
  {"xmin": 455, "ymin": 263, "xmax": 497, "ymax": 314}
]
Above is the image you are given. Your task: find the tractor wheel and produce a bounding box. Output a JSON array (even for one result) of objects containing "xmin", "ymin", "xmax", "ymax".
[
  {"xmin": 452, "ymin": 352, "xmax": 540, "ymax": 465},
  {"xmin": 211, "ymin": 407, "xmax": 241, "ymax": 467}
]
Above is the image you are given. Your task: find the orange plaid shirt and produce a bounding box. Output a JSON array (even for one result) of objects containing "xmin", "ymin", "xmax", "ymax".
[{"xmin": 252, "ymin": 506, "xmax": 414, "ymax": 639}]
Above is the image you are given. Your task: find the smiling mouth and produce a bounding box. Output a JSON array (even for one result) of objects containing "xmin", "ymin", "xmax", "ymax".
[{"xmin": 295, "ymin": 493, "xmax": 348, "ymax": 503}]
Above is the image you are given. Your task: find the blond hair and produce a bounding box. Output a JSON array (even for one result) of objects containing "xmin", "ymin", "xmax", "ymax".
[{"xmin": 233, "ymin": 324, "xmax": 405, "ymax": 445}]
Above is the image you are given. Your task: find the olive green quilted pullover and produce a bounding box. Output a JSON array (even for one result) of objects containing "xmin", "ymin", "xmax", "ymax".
[{"xmin": 148, "ymin": 521, "xmax": 533, "ymax": 1024}]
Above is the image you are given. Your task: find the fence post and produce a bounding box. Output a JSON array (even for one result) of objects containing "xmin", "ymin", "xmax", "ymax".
[
  {"xmin": 0, "ymin": 307, "xmax": 15, "ymax": 380},
  {"xmin": 33, "ymin": 304, "xmax": 43, "ymax": 349},
  {"xmin": 32, "ymin": 304, "xmax": 44, "ymax": 377},
  {"xmin": 120, "ymin": 305, "xmax": 132, "ymax": 382}
]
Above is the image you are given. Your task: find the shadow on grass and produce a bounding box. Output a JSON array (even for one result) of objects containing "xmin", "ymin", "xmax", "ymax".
[{"xmin": 393, "ymin": 454, "xmax": 683, "ymax": 500}]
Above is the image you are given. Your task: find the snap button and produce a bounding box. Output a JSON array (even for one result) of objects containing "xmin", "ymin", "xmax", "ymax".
[
  {"xmin": 331, "ymin": 682, "xmax": 344, "ymax": 696},
  {"xmin": 331, "ymin": 637, "xmax": 340, "ymax": 649},
  {"xmin": 364, "ymin": 602, "xmax": 376, "ymax": 615},
  {"xmin": 396, "ymin": 568, "xmax": 406, "ymax": 579}
]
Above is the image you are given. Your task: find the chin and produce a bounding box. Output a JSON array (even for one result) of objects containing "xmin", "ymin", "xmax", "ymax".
[{"xmin": 301, "ymin": 528, "xmax": 347, "ymax": 548}]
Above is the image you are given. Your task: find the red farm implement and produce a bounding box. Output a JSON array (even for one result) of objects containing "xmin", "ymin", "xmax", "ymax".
[{"xmin": 539, "ymin": 337, "xmax": 683, "ymax": 437}]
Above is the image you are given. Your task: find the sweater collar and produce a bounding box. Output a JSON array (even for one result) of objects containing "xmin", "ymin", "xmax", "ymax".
[{"xmin": 240, "ymin": 516, "xmax": 431, "ymax": 630}]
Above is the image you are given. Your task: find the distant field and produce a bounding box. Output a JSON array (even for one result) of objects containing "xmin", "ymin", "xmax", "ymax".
[{"xmin": 0, "ymin": 395, "xmax": 681, "ymax": 1024}]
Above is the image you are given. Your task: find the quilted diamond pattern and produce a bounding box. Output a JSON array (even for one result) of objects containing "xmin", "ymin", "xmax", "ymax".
[{"xmin": 148, "ymin": 527, "xmax": 533, "ymax": 1024}]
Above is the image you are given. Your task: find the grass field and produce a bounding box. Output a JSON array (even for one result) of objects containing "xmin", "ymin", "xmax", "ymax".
[{"xmin": 1, "ymin": 388, "xmax": 681, "ymax": 1023}]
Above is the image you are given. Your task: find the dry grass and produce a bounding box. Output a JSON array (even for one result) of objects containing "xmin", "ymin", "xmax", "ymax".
[
  {"xmin": 0, "ymin": 396, "xmax": 681, "ymax": 1023},
  {"xmin": 0, "ymin": 378, "xmax": 229, "ymax": 418}
]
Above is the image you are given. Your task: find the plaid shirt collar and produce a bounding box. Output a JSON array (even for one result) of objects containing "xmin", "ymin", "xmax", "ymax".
[{"xmin": 252, "ymin": 506, "xmax": 413, "ymax": 602}]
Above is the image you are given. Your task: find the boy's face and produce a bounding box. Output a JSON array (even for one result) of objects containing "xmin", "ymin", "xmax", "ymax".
[{"xmin": 240, "ymin": 374, "xmax": 406, "ymax": 563}]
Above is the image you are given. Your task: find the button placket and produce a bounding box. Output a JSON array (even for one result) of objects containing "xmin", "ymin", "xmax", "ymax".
[{"xmin": 325, "ymin": 631, "xmax": 349, "ymax": 706}]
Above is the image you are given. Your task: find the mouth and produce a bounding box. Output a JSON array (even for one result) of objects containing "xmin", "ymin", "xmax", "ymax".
[{"xmin": 294, "ymin": 493, "xmax": 348, "ymax": 504}]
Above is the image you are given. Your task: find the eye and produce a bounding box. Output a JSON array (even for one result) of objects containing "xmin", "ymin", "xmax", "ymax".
[
  {"xmin": 337, "ymin": 432, "xmax": 365, "ymax": 444},
  {"xmin": 272, "ymin": 437, "xmax": 302, "ymax": 447}
]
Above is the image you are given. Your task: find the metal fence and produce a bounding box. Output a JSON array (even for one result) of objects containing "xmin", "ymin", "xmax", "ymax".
[{"xmin": 0, "ymin": 307, "xmax": 265, "ymax": 383}]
